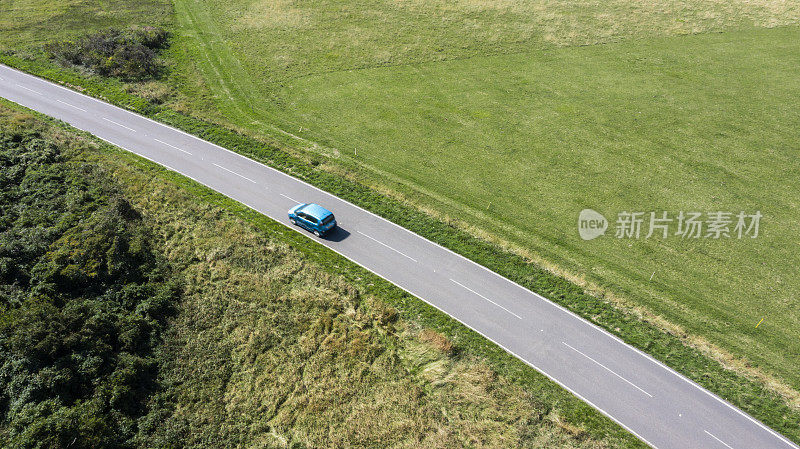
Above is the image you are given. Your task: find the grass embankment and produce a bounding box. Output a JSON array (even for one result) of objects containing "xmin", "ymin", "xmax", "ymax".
[{"xmin": 0, "ymin": 103, "xmax": 636, "ymax": 447}]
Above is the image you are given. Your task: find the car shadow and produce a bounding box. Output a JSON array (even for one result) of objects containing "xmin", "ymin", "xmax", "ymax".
[{"xmin": 322, "ymin": 226, "xmax": 350, "ymax": 242}]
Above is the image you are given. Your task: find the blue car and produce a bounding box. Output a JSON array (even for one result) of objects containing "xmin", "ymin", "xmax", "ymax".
[{"xmin": 288, "ymin": 203, "xmax": 337, "ymax": 236}]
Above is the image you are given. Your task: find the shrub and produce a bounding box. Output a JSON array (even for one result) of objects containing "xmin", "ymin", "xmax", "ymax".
[
  {"xmin": 45, "ymin": 27, "xmax": 169, "ymax": 80},
  {"xmin": 0, "ymin": 115, "xmax": 179, "ymax": 448}
]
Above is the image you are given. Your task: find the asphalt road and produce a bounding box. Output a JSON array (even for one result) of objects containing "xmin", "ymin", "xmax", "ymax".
[{"xmin": 1, "ymin": 63, "xmax": 796, "ymax": 449}]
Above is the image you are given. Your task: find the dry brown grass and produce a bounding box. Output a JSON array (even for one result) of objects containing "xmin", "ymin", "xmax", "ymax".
[
  {"xmin": 395, "ymin": 0, "xmax": 800, "ymax": 44},
  {"xmin": 419, "ymin": 328, "xmax": 456, "ymax": 355},
  {"xmin": 126, "ymin": 80, "xmax": 173, "ymax": 104}
]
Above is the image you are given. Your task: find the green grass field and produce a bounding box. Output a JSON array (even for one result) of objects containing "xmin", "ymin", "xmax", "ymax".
[{"xmin": 164, "ymin": 0, "xmax": 800, "ymax": 396}]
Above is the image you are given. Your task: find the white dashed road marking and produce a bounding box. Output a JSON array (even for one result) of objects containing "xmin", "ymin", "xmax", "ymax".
[
  {"xmin": 450, "ymin": 278, "xmax": 523, "ymax": 320},
  {"xmin": 102, "ymin": 117, "xmax": 137, "ymax": 132},
  {"xmin": 56, "ymin": 99, "xmax": 87, "ymax": 111},
  {"xmin": 563, "ymin": 342, "xmax": 653, "ymax": 397},
  {"xmin": 16, "ymin": 84, "xmax": 40, "ymax": 94},
  {"xmin": 705, "ymin": 430, "xmax": 735, "ymax": 449},
  {"xmin": 357, "ymin": 230, "xmax": 418, "ymax": 263},
  {"xmin": 280, "ymin": 193, "xmax": 300, "ymax": 204},
  {"xmin": 154, "ymin": 138, "xmax": 192, "ymax": 155},
  {"xmin": 213, "ymin": 163, "xmax": 257, "ymax": 183}
]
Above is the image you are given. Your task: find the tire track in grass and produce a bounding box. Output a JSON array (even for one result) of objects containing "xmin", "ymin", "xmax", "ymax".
[
  {"xmin": 175, "ymin": 0, "xmax": 258, "ymax": 123},
  {"xmin": 174, "ymin": 0, "xmax": 337, "ymax": 155}
]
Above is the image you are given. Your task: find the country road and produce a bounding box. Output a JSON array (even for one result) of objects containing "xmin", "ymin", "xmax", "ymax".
[{"xmin": 1, "ymin": 63, "xmax": 796, "ymax": 449}]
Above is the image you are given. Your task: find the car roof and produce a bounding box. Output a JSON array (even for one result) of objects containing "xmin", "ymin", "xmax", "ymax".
[{"xmin": 299, "ymin": 203, "xmax": 333, "ymax": 220}]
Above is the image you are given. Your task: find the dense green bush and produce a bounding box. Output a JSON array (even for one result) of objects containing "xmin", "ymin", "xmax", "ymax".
[
  {"xmin": 0, "ymin": 115, "xmax": 178, "ymax": 448},
  {"xmin": 45, "ymin": 27, "xmax": 168, "ymax": 80}
]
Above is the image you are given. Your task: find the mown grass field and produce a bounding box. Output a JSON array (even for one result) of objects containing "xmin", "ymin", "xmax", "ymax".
[{"xmin": 163, "ymin": 0, "xmax": 800, "ymax": 396}]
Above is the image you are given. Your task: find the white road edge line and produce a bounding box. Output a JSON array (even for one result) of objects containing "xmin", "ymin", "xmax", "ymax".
[
  {"xmin": 450, "ymin": 278, "xmax": 523, "ymax": 320},
  {"xmin": 213, "ymin": 163, "xmax": 257, "ymax": 183},
  {"xmin": 102, "ymin": 117, "xmax": 137, "ymax": 132},
  {"xmin": 705, "ymin": 430, "xmax": 735, "ymax": 449},
  {"xmin": 280, "ymin": 193, "xmax": 300, "ymax": 204},
  {"xmin": 4, "ymin": 63, "xmax": 798, "ymax": 449},
  {"xmin": 356, "ymin": 230, "xmax": 418, "ymax": 263},
  {"xmin": 55, "ymin": 99, "xmax": 87, "ymax": 112},
  {"xmin": 563, "ymin": 342, "xmax": 653, "ymax": 397},
  {"xmin": 154, "ymin": 138, "xmax": 192, "ymax": 155},
  {"xmin": 15, "ymin": 83, "xmax": 41, "ymax": 94}
]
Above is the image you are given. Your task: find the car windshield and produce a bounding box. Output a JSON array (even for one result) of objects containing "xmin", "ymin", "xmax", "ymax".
[{"xmin": 321, "ymin": 215, "xmax": 335, "ymax": 225}]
